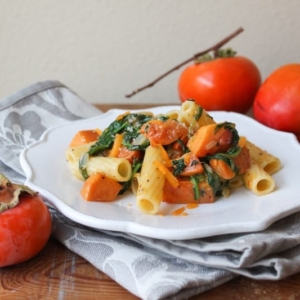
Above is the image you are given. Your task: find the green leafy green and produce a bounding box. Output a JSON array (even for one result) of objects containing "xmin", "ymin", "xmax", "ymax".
[
  {"xmin": 80, "ymin": 113, "xmax": 153, "ymax": 179},
  {"xmin": 203, "ymin": 163, "xmax": 223, "ymax": 195},
  {"xmin": 194, "ymin": 106, "xmax": 203, "ymax": 121},
  {"xmin": 190, "ymin": 176, "xmax": 200, "ymax": 200},
  {"xmin": 189, "ymin": 174, "xmax": 206, "ymax": 200},
  {"xmin": 172, "ymin": 158, "xmax": 186, "ymax": 176},
  {"xmin": 79, "ymin": 153, "xmax": 89, "ymax": 180},
  {"xmin": 89, "ymin": 113, "xmax": 153, "ymax": 155}
]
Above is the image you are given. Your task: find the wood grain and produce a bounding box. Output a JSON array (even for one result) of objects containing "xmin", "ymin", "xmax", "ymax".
[
  {"xmin": 1, "ymin": 104, "xmax": 299, "ymax": 299},
  {"xmin": 1, "ymin": 237, "xmax": 300, "ymax": 300},
  {"xmin": 0, "ymin": 237, "xmax": 139, "ymax": 300}
]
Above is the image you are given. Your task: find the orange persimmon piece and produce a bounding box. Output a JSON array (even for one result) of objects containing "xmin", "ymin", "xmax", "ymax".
[
  {"xmin": 209, "ymin": 146, "xmax": 251, "ymax": 179},
  {"xmin": 117, "ymin": 146, "xmax": 143, "ymax": 164},
  {"xmin": 172, "ymin": 135, "xmax": 188, "ymax": 150},
  {"xmin": 80, "ymin": 172, "xmax": 122, "ymax": 202},
  {"xmin": 232, "ymin": 146, "xmax": 251, "ymax": 175},
  {"xmin": 163, "ymin": 180, "xmax": 214, "ymax": 204},
  {"xmin": 108, "ymin": 134, "xmax": 123, "ymax": 157},
  {"xmin": 187, "ymin": 123, "xmax": 234, "ymax": 157},
  {"xmin": 69, "ymin": 130, "xmax": 100, "ymax": 147},
  {"xmin": 140, "ymin": 119, "xmax": 188, "ymax": 146},
  {"xmin": 209, "ymin": 159, "xmax": 236, "ymax": 180},
  {"xmin": 179, "ymin": 152, "xmax": 204, "ymax": 176}
]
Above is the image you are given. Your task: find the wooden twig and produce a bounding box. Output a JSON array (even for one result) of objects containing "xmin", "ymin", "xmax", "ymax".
[{"xmin": 125, "ymin": 27, "xmax": 244, "ymax": 98}]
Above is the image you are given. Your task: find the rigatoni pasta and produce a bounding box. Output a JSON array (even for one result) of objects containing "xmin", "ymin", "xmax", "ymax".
[
  {"xmin": 136, "ymin": 145, "xmax": 166, "ymax": 214},
  {"xmin": 65, "ymin": 99, "xmax": 282, "ymax": 215},
  {"xmin": 180, "ymin": 100, "xmax": 215, "ymax": 132},
  {"xmin": 228, "ymin": 175, "xmax": 244, "ymax": 189},
  {"xmin": 243, "ymin": 157, "xmax": 276, "ymax": 196},
  {"xmin": 245, "ymin": 140, "xmax": 281, "ymax": 175},
  {"xmin": 66, "ymin": 143, "xmax": 132, "ymax": 182}
]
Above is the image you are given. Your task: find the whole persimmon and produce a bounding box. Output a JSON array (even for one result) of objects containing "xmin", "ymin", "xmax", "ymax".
[
  {"xmin": 253, "ymin": 63, "xmax": 300, "ymax": 141},
  {"xmin": 0, "ymin": 174, "xmax": 51, "ymax": 267},
  {"xmin": 178, "ymin": 49, "xmax": 261, "ymax": 113}
]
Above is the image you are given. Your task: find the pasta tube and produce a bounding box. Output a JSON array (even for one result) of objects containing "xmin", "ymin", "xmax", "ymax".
[
  {"xmin": 166, "ymin": 109, "xmax": 181, "ymax": 120},
  {"xmin": 243, "ymin": 158, "xmax": 275, "ymax": 196},
  {"xmin": 228, "ymin": 175, "xmax": 244, "ymax": 189},
  {"xmin": 131, "ymin": 173, "xmax": 140, "ymax": 196},
  {"xmin": 66, "ymin": 143, "xmax": 92, "ymax": 180},
  {"xmin": 66, "ymin": 144, "xmax": 131, "ymax": 182},
  {"xmin": 180, "ymin": 100, "xmax": 215, "ymax": 131},
  {"xmin": 136, "ymin": 145, "xmax": 165, "ymax": 214},
  {"xmin": 245, "ymin": 141, "xmax": 281, "ymax": 175}
]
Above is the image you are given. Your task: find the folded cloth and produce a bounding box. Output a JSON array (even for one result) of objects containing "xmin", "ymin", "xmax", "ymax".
[{"xmin": 1, "ymin": 81, "xmax": 300, "ymax": 300}]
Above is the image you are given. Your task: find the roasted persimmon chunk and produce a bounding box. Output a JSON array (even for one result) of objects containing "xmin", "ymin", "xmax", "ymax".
[{"xmin": 140, "ymin": 119, "xmax": 188, "ymax": 146}]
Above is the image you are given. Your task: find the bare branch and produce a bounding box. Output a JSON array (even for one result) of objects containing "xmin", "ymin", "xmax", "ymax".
[{"xmin": 125, "ymin": 27, "xmax": 244, "ymax": 98}]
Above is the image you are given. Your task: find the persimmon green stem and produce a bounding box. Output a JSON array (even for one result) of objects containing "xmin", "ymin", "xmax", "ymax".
[{"xmin": 125, "ymin": 27, "xmax": 244, "ymax": 98}]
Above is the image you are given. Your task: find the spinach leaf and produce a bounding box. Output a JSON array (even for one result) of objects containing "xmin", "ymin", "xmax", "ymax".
[
  {"xmin": 194, "ymin": 106, "xmax": 203, "ymax": 121},
  {"xmin": 177, "ymin": 139, "xmax": 188, "ymax": 153},
  {"xmin": 189, "ymin": 174, "xmax": 206, "ymax": 200},
  {"xmin": 89, "ymin": 113, "xmax": 153, "ymax": 155},
  {"xmin": 172, "ymin": 158, "xmax": 186, "ymax": 176},
  {"xmin": 203, "ymin": 163, "xmax": 223, "ymax": 195},
  {"xmin": 79, "ymin": 153, "xmax": 89, "ymax": 180},
  {"xmin": 208, "ymin": 146, "xmax": 242, "ymax": 174}
]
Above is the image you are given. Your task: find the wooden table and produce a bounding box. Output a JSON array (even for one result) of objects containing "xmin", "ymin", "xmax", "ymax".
[{"xmin": 1, "ymin": 104, "xmax": 300, "ymax": 300}]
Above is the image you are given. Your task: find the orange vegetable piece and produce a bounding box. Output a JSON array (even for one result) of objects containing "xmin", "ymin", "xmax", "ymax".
[
  {"xmin": 172, "ymin": 135, "xmax": 188, "ymax": 150},
  {"xmin": 232, "ymin": 146, "xmax": 251, "ymax": 175},
  {"xmin": 69, "ymin": 130, "xmax": 100, "ymax": 147},
  {"xmin": 117, "ymin": 146, "xmax": 143, "ymax": 164},
  {"xmin": 163, "ymin": 179, "xmax": 214, "ymax": 204},
  {"xmin": 209, "ymin": 159, "xmax": 236, "ymax": 180},
  {"xmin": 209, "ymin": 146, "xmax": 251, "ymax": 179},
  {"xmin": 108, "ymin": 134, "xmax": 123, "ymax": 157},
  {"xmin": 80, "ymin": 172, "xmax": 122, "ymax": 202},
  {"xmin": 179, "ymin": 152, "xmax": 204, "ymax": 176},
  {"xmin": 187, "ymin": 123, "xmax": 234, "ymax": 157},
  {"xmin": 140, "ymin": 119, "xmax": 188, "ymax": 146}
]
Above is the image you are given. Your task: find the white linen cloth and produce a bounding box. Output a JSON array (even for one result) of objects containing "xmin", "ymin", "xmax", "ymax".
[{"xmin": 1, "ymin": 81, "xmax": 300, "ymax": 300}]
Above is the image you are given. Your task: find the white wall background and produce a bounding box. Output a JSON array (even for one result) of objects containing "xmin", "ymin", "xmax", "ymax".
[{"xmin": 0, "ymin": 0, "xmax": 299, "ymax": 105}]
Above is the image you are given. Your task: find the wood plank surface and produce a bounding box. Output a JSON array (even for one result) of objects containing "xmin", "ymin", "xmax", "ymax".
[
  {"xmin": 1, "ymin": 103, "xmax": 300, "ymax": 299},
  {"xmin": 1, "ymin": 237, "xmax": 300, "ymax": 300}
]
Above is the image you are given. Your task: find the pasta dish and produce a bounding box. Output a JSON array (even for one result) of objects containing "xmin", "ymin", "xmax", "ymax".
[{"xmin": 65, "ymin": 100, "xmax": 281, "ymax": 215}]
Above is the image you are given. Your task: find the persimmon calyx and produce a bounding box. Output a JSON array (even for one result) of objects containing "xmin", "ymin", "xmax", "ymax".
[
  {"xmin": 0, "ymin": 173, "xmax": 38, "ymax": 213},
  {"xmin": 194, "ymin": 47, "xmax": 237, "ymax": 64}
]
